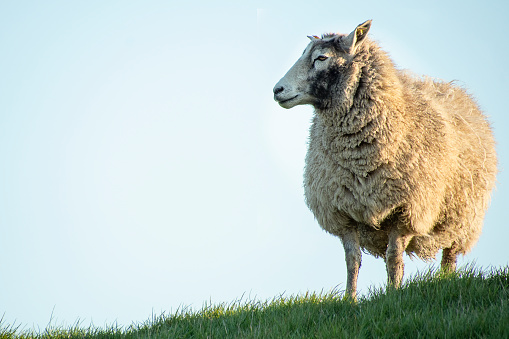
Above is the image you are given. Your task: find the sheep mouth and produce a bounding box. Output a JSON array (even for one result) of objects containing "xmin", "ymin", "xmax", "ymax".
[{"xmin": 277, "ymin": 95, "xmax": 299, "ymax": 106}]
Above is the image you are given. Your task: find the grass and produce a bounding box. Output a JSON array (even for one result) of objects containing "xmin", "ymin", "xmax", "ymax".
[{"xmin": 2, "ymin": 264, "xmax": 508, "ymax": 338}]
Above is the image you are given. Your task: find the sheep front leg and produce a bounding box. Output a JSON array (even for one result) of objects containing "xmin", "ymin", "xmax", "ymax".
[
  {"xmin": 341, "ymin": 230, "xmax": 361, "ymax": 300},
  {"xmin": 386, "ymin": 229, "xmax": 411, "ymax": 288}
]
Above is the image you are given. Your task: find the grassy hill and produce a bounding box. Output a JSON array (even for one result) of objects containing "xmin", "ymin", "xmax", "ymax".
[{"xmin": 2, "ymin": 265, "xmax": 508, "ymax": 338}]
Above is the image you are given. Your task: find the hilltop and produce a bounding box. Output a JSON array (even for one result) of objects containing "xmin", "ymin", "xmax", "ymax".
[{"xmin": 2, "ymin": 265, "xmax": 508, "ymax": 338}]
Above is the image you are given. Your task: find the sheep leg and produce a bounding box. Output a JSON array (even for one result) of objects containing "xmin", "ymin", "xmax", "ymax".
[
  {"xmin": 341, "ymin": 230, "xmax": 361, "ymax": 299},
  {"xmin": 385, "ymin": 229, "xmax": 411, "ymax": 288},
  {"xmin": 441, "ymin": 244, "xmax": 458, "ymax": 272}
]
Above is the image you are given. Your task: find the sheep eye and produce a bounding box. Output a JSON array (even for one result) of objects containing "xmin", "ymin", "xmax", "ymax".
[{"xmin": 312, "ymin": 55, "xmax": 328, "ymax": 67}]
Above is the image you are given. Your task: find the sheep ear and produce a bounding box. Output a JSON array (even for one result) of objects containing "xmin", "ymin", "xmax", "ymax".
[{"xmin": 343, "ymin": 20, "xmax": 372, "ymax": 53}]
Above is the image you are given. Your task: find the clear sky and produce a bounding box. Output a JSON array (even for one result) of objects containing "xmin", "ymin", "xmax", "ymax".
[{"xmin": 1, "ymin": 0, "xmax": 508, "ymax": 330}]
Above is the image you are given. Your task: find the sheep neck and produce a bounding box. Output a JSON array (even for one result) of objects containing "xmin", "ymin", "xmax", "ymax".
[{"xmin": 312, "ymin": 45, "xmax": 406, "ymax": 176}]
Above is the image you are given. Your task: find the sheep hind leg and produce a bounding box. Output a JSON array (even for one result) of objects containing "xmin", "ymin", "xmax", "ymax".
[
  {"xmin": 341, "ymin": 230, "xmax": 361, "ymax": 300},
  {"xmin": 386, "ymin": 229, "xmax": 412, "ymax": 289},
  {"xmin": 441, "ymin": 244, "xmax": 459, "ymax": 272}
]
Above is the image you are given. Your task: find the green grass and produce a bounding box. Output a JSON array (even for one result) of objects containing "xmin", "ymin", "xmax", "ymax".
[{"xmin": 3, "ymin": 265, "xmax": 509, "ymax": 338}]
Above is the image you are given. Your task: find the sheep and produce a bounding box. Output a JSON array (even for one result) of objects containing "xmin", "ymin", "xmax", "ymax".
[{"xmin": 272, "ymin": 20, "xmax": 497, "ymax": 299}]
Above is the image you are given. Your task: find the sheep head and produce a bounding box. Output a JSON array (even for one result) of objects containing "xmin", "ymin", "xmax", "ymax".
[{"xmin": 273, "ymin": 20, "xmax": 372, "ymax": 110}]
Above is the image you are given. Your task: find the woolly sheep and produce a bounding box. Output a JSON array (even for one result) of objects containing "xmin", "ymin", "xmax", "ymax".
[{"xmin": 273, "ymin": 20, "xmax": 497, "ymax": 298}]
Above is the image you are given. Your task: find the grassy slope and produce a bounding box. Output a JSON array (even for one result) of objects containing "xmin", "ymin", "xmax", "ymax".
[{"xmin": 2, "ymin": 265, "xmax": 509, "ymax": 338}]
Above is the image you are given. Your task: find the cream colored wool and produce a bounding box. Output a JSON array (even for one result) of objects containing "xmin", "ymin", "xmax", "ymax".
[{"xmin": 273, "ymin": 20, "xmax": 497, "ymax": 298}]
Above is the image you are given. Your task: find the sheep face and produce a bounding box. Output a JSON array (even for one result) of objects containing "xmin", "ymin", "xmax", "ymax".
[
  {"xmin": 273, "ymin": 20, "xmax": 372, "ymax": 110},
  {"xmin": 273, "ymin": 40, "xmax": 347, "ymax": 109}
]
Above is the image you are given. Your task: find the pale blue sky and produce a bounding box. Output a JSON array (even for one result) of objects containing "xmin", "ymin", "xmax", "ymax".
[{"xmin": 1, "ymin": 0, "xmax": 508, "ymax": 330}]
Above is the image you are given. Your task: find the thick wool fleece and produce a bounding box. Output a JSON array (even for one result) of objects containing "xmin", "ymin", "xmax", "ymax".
[{"xmin": 303, "ymin": 37, "xmax": 497, "ymax": 261}]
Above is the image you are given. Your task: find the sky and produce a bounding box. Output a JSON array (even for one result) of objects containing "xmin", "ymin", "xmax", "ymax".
[{"xmin": 1, "ymin": 0, "xmax": 508, "ymax": 331}]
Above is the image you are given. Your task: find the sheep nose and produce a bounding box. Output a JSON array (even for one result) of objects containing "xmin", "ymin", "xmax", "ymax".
[{"xmin": 273, "ymin": 86, "xmax": 284, "ymax": 95}]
